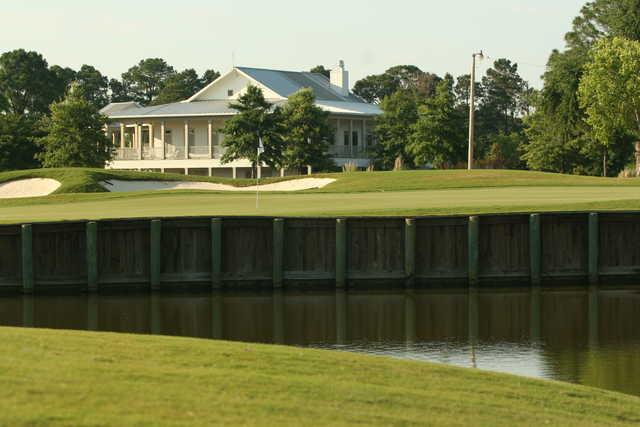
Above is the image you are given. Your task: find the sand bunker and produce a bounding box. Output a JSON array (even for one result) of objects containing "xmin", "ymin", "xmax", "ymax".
[
  {"xmin": 0, "ymin": 178, "xmax": 61, "ymax": 199},
  {"xmin": 101, "ymin": 178, "xmax": 335, "ymax": 193}
]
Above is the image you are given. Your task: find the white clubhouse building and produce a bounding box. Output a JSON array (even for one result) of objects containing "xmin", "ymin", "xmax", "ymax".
[{"xmin": 100, "ymin": 61, "xmax": 381, "ymax": 178}]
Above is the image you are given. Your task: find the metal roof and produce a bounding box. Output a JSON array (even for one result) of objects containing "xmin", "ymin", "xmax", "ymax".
[
  {"xmin": 103, "ymin": 66, "xmax": 379, "ymax": 119},
  {"xmin": 237, "ymin": 67, "xmax": 364, "ymax": 103}
]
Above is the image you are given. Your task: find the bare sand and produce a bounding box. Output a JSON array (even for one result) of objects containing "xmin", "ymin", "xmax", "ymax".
[
  {"xmin": 100, "ymin": 178, "xmax": 335, "ymax": 193},
  {"xmin": 0, "ymin": 178, "xmax": 61, "ymax": 199}
]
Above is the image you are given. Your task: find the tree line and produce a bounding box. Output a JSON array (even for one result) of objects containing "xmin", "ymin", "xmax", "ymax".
[{"xmin": 1, "ymin": 0, "xmax": 639, "ymax": 177}]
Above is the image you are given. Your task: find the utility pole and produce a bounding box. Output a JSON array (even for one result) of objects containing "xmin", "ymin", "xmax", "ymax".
[{"xmin": 468, "ymin": 51, "xmax": 484, "ymax": 170}]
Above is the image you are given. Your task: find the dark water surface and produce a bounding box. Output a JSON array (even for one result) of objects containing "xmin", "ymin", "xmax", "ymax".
[{"xmin": 1, "ymin": 286, "xmax": 640, "ymax": 397}]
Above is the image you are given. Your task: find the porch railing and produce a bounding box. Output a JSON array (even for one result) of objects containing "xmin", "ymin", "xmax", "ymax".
[
  {"xmin": 113, "ymin": 148, "xmax": 139, "ymax": 160},
  {"xmin": 329, "ymin": 145, "xmax": 370, "ymax": 158}
]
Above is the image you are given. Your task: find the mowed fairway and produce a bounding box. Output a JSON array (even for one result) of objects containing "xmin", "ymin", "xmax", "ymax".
[
  {"xmin": 1, "ymin": 186, "xmax": 640, "ymax": 223},
  {"xmin": 2, "ymin": 169, "xmax": 640, "ymax": 222}
]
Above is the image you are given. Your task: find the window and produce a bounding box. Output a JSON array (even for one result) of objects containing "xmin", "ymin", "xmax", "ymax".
[
  {"xmin": 227, "ymin": 89, "xmax": 234, "ymax": 97},
  {"xmin": 188, "ymin": 129, "xmax": 196, "ymax": 145},
  {"xmin": 164, "ymin": 130, "xmax": 172, "ymax": 145},
  {"xmin": 367, "ymin": 133, "xmax": 374, "ymax": 146},
  {"xmin": 352, "ymin": 131, "xmax": 358, "ymax": 146},
  {"xmin": 343, "ymin": 131, "xmax": 349, "ymax": 146}
]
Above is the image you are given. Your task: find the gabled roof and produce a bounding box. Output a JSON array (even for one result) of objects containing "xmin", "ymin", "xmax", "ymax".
[
  {"xmin": 102, "ymin": 65, "xmax": 380, "ymax": 119},
  {"xmin": 99, "ymin": 101, "xmax": 141, "ymax": 115},
  {"xmin": 235, "ymin": 67, "xmax": 365, "ymax": 103}
]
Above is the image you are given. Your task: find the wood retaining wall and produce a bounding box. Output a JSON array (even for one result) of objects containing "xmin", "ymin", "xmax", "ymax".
[{"xmin": 0, "ymin": 212, "xmax": 638, "ymax": 293}]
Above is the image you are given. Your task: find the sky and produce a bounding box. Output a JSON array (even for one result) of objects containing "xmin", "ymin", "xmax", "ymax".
[{"xmin": 1, "ymin": 0, "xmax": 586, "ymax": 89}]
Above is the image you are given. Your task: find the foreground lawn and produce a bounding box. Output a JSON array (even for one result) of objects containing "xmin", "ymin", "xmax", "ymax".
[{"xmin": 0, "ymin": 327, "xmax": 638, "ymax": 426}]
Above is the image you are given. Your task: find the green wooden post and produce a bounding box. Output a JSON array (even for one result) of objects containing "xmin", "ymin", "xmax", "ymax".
[
  {"xmin": 211, "ymin": 218, "xmax": 222, "ymax": 289},
  {"xmin": 150, "ymin": 219, "xmax": 162, "ymax": 291},
  {"xmin": 468, "ymin": 216, "xmax": 479, "ymax": 286},
  {"xmin": 529, "ymin": 214, "xmax": 541, "ymax": 286},
  {"xmin": 21, "ymin": 224, "xmax": 33, "ymax": 294},
  {"xmin": 86, "ymin": 221, "xmax": 98, "ymax": 293},
  {"xmin": 588, "ymin": 213, "xmax": 599, "ymax": 285},
  {"xmin": 336, "ymin": 289, "xmax": 347, "ymax": 345},
  {"xmin": 335, "ymin": 219, "xmax": 347, "ymax": 288},
  {"xmin": 404, "ymin": 218, "xmax": 416, "ymax": 286},
  {"xmin": 273, "ymin": 218, "xmax": 284, "ymax": 289}
]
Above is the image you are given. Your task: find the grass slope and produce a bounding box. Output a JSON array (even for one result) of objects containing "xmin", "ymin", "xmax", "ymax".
[
  {"xmin": 0, "ymin": 168, "xmax": 291, "ymax": 194},
  {"xmin": 0, "ymin": 327, "xmax": 639, "ymax": 426},
  {"xmin": 2, "ymin": 168, "xmax": 640, "ymax": 222}
]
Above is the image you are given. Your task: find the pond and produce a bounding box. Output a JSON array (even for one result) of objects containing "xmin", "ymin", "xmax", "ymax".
[{"xmin": 1, "ymin": 286, "xmax": 639, "ymax": 397}]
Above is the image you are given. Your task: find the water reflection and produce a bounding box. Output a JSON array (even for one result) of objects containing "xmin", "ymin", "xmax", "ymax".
[{"xmin": 2, "ymin": 286, "xmax": 640, "ymax": 396}]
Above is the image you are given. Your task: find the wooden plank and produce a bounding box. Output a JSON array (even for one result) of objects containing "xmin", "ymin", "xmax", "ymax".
[
  {"xmin": 273, "ymin": 219, "xmax": 284, "ymax": 288},
  {"xmin": 530, "ymin": 214, "xmax": 541, "ymax": 286},
  {"xmin": 415, "ymin": 217, "xmax": 468, "ymax": 279},
  {"xmin": 21, "ymin": 224, "xmax": 33, "ymax": 294},
  {"xmin": 588, "ymin": 213, "xmax": 599, "ymax": 285},
  {"xmin": 86, "ymin": 221, "xmax": 98, "ymax": 292},
  {"xmin": 336, "ymin": 219, "xmax": 347, "ymax": 288},
  {"xmin": 211, "ymin": 218, "xmax": 222, "ymax": 289},
  {"xmin": 468, "ymin": 216, "xmax": 479, "ymax": 286},
  {"xmin": 150, "ymin": 219, "xmax": 162, "ymax": 291},
  {"xmin": 404, "ymin": 218, "xmax": 416, "ymax": 286}
]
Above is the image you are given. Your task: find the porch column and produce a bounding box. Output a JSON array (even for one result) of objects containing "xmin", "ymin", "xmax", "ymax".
[
  {"xmin": 184, "ymin": 120, "xmax": 189, "ymax": 159},
  {"xmin": 137, "ymin": 124, "xmax": 142, "ymax": 160},
  {"xmin": 160, "ymin": 121, "xmax": 166, "ymax": 160},
  {"xmin": 148, "ymin": 123, "xmax": 154, "ymax": 150},
  {"xmin": 120, "ymin": 123, "xmax": 125, "ymax": 149},
  {"xmin": 349, "ymin": 119, "xmax": 353, "ymax": 156},
  {"xmin": 335, "ymin": 119, "xmax": 340, "ymax": 154},
  {"xmin": 208, "ymin": 119, "xmax": 213, "ymax": 159},
  {"xmin": 362, "ymin": 119, "xmax": 366, "ymax": 154}
]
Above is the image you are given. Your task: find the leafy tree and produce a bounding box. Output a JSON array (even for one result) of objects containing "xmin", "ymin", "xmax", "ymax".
[
  {"xmin": 579, "ymin": 37, "xmax": 640, "ymax": 174},
  {"xmin": 0, "ymin": 114, "xmax": 42, "ymax": 171},
  {"xmin": 50, "ymin": 65, "xmax": 77, "ymax": 102},
  {"xmin": 0, "ymin": 49, "xmax": 57, "ymax": 115},
  {"xmin": 39, "ymin": 85, "xmax": 112, "ymax": 168},
  {"xmin": 310, "ymin": 65, "xmax": 330, "ymax": 78},
  {"xmin": 408, "ymin": 75, "xmax": 466, "ymax": 168},
  {"xmin": 373, "ymin": 90, "xmax": 419, "ymax": 169},
  {"xmin": 353, "ymin": 73, "xmax": 396, "ymax": 104},
  {"xmin": 121, "ymin": 58, "xmax": 176, "ymax": 105},
  {"xmin": 153, "ymin": 69, "xmax": 203, "ymax": 105},
  {"xmin": 75, "ymin": 65, "xmax": 109, "ymax": 109},
  {"xmin": 579, "ymin": 38, "xmax": 640, "ymax": 148},
  {"xmin": 524, "ymin": 0, "xmax": 640, "ymax": 176},
  {"xmin": 108, "ymin": 78, "xmax": 131, "ymax": 103},
  {"xmin": 221, "ymin": 85, "xmax": 284, "ymax": 173},
  {"xmin": 200, "ymin": 69, "xmax": 221, "ymax": 86},
  {"xmin": 147, "ymin": 68, "xmax": 220, "ymax": 105},
  {"xmin": 353, "ymin": 65, "xmax": 441, "ymax": 104},
  {"xmin": 281, "ymin": 88, "xmax": 333, "ymax": 171},
  {"xmin": 480, "ymin": 58, "xmax": 527, "ymax": 135},
  {"xmin": 485, "ymin": 132, "xmax": 526, "ymax": 169}
]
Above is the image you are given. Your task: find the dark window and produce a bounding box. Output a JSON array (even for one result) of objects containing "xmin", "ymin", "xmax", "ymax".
[
  {"xmin": 165, "ymin": 130, "xmax": 172, "ymax": 145},
  {"xmin": 352, "ymin": 131, "xmax": 358, "ymax": 146},
  {"xmin": 227, "ymin": 89, "xmax": 234, "ymax": 97},
  {"xmin": 343, "ymin": 131, "xmax": 349, "ymax": 146}
]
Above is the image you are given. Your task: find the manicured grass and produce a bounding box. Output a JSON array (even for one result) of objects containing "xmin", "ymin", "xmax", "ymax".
[
  {"xmin": 0, "ymin": 168, "xmax": 290, "ymax": 194},
  {"xmin": 0, "ymin": 327, "xmax": 638, "ymax": 426},
  {"xmin": 2, "ymin": 168, "xmax": 640, "ymax": 222}
]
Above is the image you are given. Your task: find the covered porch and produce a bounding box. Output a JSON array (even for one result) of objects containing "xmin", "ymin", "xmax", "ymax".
[{"xmin": 106, "ymin": 117, "xmax": 228, "ymax": 161}]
